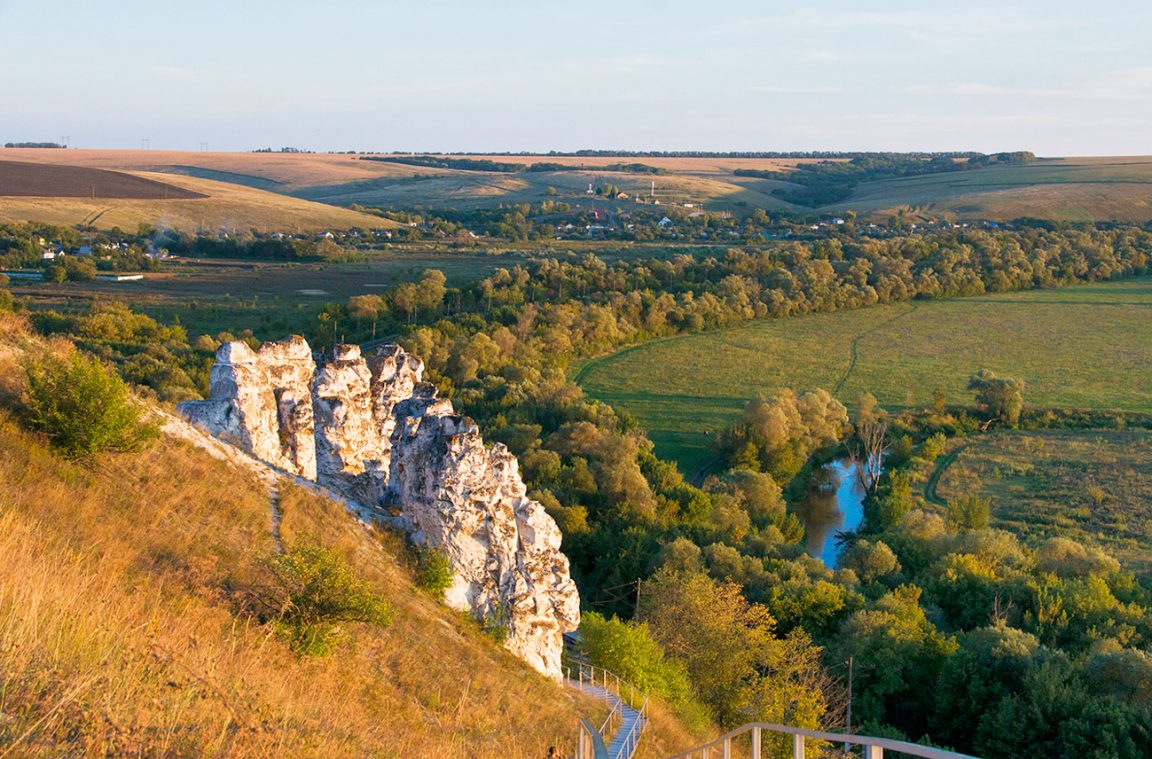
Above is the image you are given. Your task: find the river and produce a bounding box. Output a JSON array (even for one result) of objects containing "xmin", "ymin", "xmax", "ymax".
[{"xmin": 794, "ymin": 458, "xmax": 867, "ymax": 568}]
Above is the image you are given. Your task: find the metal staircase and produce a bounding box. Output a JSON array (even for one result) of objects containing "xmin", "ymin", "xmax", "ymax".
[{"xmin": 565, "ymin": 661, "xmax": 648, "ymax": 759}]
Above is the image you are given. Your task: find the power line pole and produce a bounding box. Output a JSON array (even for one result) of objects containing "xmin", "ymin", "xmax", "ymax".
[{"xmin": 844, "ymin": 655, "xmax": 854, "ymax": 754}]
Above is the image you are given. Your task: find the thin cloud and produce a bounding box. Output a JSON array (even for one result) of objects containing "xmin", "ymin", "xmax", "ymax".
[
  {"xmin": 152, "ymin": 66, "xmax": 208, "ymax": 81},
  {"xmin": 748, "ymin": 84, "xmax": 849, "ymax": 95},
  {"xmin": 900, "ymin": 69, "xmax": 1152, "ymax": 101}
]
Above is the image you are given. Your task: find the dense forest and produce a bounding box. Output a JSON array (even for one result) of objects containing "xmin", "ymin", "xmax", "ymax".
[{"xmin": 8, "ymin": 222, "xmax": 1152, "ymax": 755}]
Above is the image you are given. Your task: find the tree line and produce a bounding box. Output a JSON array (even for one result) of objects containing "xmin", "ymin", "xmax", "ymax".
[{"xmin": 735, "ymin": 151, "xmax": 1037, "ymax": 207}]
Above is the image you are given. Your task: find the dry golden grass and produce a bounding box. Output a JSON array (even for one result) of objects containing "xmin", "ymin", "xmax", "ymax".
[
  {"xmin": 0, "ymin": 427, "xmax": 599, "ymax": 757},
  {"xmin": 0, "ymin": 318, "xmax": 644, "ymax": 757},
  {"xmin": 10, "ymin": 150, "xmax": 1152, "ymax": 223}
]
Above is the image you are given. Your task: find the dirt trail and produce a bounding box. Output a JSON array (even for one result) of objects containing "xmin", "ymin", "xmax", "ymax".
[{"xmin": 154, "ymin": 408, "xmax": 379, "ymax": 538}]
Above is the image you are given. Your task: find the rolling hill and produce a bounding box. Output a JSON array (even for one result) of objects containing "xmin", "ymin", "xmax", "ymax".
[
  {"xmin": 0, "ymin": 165, "xmax": 392, "ymax": 233},
  {"xmin": 0, "ymin": 160, "xmax": 206, "ymax": 199},
  {"xmin": 6, "ymin": 148, "xmax": 1152, "ymax": 223}
]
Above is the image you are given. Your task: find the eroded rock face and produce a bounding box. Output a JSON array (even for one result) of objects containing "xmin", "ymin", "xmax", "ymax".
[
  {"xmin": 178, "ymin": 336, "xmax": 580, "ymax": 678},
  {"xmin": 311, "ymin": 344, "xmax": 382, "ymax": 496},
  {"xmin": 181, "ymin": 336, "xmax": 317, "ymax": 479}
]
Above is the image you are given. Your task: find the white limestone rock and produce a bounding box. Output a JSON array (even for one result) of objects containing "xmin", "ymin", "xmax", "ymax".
[
  {"xmin": 312, "ymin": 344, "xmax": 385, "ymax": 497},
  {"xmin": 180, "ymin": 337, "xmax": 317, "ymax": 479},
  {"xmin": 387, "ymin": 405, "xmax": 580, "ymax": 679},
  {"xmin": 178, "ymin": 336, "xmax": 580, "ymax": 679}
]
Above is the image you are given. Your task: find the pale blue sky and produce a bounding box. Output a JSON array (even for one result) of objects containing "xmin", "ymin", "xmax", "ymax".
[{"xmin": 1, "ymin": 0, "xmax": 1149, "ymax": 154}]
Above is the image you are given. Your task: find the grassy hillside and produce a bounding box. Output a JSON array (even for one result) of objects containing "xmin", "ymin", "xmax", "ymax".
[
  {"xmin": 0, "ymin": 314, "xmax": 697, "ymax": 757},
  {"xmin": 0, "ymin": 171, "xmax": 390, "ymax": 233},
  {"xmin": 576, "ymin": 277, "xmax": 1152, "ymax": 475},
  {"xmin": 831, "ymin": 157, "xmax": 1152, "ymax": 222}
]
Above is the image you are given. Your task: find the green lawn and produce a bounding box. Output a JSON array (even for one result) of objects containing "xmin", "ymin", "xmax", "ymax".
[{"xmin": 576, "ymin": 277, "xmax": 1152, "ymax": 475}]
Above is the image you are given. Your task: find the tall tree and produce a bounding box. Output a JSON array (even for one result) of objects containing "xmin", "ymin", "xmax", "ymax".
[{"xmin": 967, "ymin": 369, "xmax": 1025, "ymax": 426}]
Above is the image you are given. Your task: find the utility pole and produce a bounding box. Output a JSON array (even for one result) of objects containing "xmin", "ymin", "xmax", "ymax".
[{"xmin": 844, "ymin": 655, "xmax": 854, "ymax": 754}]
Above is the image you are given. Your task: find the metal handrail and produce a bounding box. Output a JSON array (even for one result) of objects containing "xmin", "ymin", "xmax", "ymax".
[
  {"xmin": 564, "ymin": 661, "xmax": 649, "ymax": 759},
  {"xmin": 609, "ymin": 694, "xmax": 647, "ymax": 759},
  {"xmin": 564, "ymin": 661, "xmax": 646, "ymax": 710},
  {"xmin": 665, "ymin": 722, "xmax": 979, "ymax": 759}
]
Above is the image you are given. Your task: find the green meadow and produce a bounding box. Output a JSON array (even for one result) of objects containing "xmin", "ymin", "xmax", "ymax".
[
  {"xmin": 932, "ymin": 429, "xmax": 1152, "ymax": 569},
  {"xmin": 575, "ymin": 277, "xmax": 1152, "ymax": 475}
]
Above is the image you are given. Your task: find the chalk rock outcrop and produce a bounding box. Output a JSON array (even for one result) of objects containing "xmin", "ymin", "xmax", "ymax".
[
  {"xmin": 179, "ymin": 337, "xmax": 579, "ymax": 678},
  {"xmin": 181, "ymin": 336, "xmax": 318, "ymax": 479}
]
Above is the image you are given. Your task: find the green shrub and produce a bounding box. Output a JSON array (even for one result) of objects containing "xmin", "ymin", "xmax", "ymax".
[
  {"xmin": 262, "ymin": 544, "xmax": 394, "ymax": 656},
  {"xmin": 920, "ymin": 432, "xmax": 947, "ymax": 462},
  {"xmin": 578, "ymin": 611, "xmax": 712, "ymax": 731},
  {"xmin": 947, "ymin": 496, "xmax": 992, "ymax": 531},
  {"xmin": 22, "ymin": 351, "xmax": 157, "ymax": 458},
  {"xmin": 482, "ymin": 603, "xmax": 511, "ymax": 643},
  {"xmin": 415, "ymin": 546, "xmax": 455, "ymax": 601}
]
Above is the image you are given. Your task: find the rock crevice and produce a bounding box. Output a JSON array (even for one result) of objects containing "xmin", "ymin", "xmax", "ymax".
[{"xmin": 180, "ymin": 337, "xmax": 579, "ymax": 678}]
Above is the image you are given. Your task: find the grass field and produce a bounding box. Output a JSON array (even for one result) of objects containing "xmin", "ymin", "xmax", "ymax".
[
  {"xmin": 0, "ymin": 170, "xmax": 389, "ymax": 232},
  {"xmin": 9, "ymin": 251, "xmax": 518, "ymax": 338},
  {"xmin": 575, "ymin": 277, "xmax": 1152, "ymax": 474},
  {"xmin": 931, "ymin": 429, "xmax": 1152, "ymax": 569}
]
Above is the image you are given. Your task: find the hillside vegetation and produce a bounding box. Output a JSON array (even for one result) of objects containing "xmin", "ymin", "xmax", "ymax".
[{"xmin": 0, "ymin": 314, "xmax": 706, "ymax": 757}]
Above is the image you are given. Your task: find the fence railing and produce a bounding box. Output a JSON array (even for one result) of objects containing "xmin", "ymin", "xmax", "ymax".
[
  {"xmin": 664, "ymin": 722, "xmax": 980, "ymax": 759},
  {"xmin": 564, "ymin": 661, "xmax": 649, "ymax": 759}
]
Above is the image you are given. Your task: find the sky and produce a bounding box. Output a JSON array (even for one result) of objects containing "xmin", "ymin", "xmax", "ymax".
[{"xmin": 1, "ymin": 0, "xmax": 1150, "ymax": 155}]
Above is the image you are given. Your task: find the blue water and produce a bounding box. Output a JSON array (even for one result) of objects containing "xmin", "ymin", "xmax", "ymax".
[{"xmin": 796, "ymin": 458, "xmax": 867, "ymax": 568}]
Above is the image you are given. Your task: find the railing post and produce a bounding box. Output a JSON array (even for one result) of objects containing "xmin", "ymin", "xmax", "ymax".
[
  {"xmin": 864, "ymin": 746, "xmax": 883, "ymax": 759},
  {"xmin": 722, "ymin": 737, "xmax": 731, "ymax": 759},
  {"xmin": 792, "ymin": 734, "xmax": 805, "ymax": 759},
  {"xmin": 751, "ymin": 726, "xmax": 761, "ymax": 759}
]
